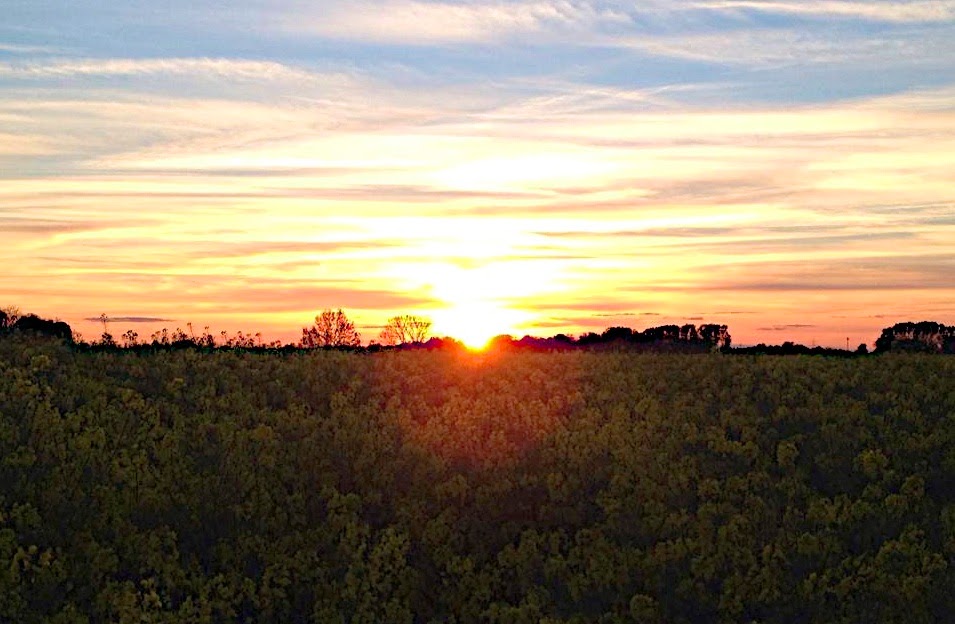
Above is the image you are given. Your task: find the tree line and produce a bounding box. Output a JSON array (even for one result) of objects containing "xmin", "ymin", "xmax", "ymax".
[
  {"xmin": 875, "ymin": 321, "xmax": 955, "ymax": 354},
  {"xmin": 1, "ymin": 305, "xmax": 953, "ymax": 354}
]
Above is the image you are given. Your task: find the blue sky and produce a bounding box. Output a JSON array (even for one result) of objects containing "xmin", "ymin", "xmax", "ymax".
[{"xmin": 1, "ymin": 1, "xmax": 953, "ymax": 346}]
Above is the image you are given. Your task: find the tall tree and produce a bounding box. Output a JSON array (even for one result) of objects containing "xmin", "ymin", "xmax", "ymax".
[
  {"xmin": 301, "ymin": 308, "xmax": 361, "ymax": 348},
  {"xmin": 379, "ymin": 315, "xmax": 431, "ymax": 346}
]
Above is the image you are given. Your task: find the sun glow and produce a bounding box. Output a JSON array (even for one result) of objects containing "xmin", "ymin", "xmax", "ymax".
[
  {"xmin": 432, "ymin": 302, "xmax": 530, "ymax": 349},
  {"xmin": 413, "ymin": 256, "xmax": 565, "ymax": 348}
]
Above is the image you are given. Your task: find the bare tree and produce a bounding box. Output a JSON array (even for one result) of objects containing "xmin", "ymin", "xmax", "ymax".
[
  {"xmin": 301, "ymin": 308, "xmax": 361, "ymax": 348},
  {"xmin": 379, "ymin": 314, "xmax": 431, "ymax": 346}
]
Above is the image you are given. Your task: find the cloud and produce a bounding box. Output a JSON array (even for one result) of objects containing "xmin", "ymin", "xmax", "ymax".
[
  {"xmin": 0, "ymin": 215, "xmax": 103, "ymax": 235},
  {"xmin": 692, "ymin": 254, "xmax": 955, "ymax": 292},
  {"xmin": 758, "ymin": 323, "xmax": 817, "ymax": 331},
  {"xmin": 182, "ymin": 240, "xmax": 402, "ymax": 259},
  {"xmin": 0, "ymin": 43, "xmax": 65, "ymax": 55},
  {"xmin": 0, "ymin": 132, "xmax": 57, "ymax": 156},
  {"xmin": 692, "ymin": 0, "xmax": 955, "ymax": 23},
  {"xmin": 284, "ymin": 0, "xmax": 629, "ymax": 44},
  {"xmin": 277, "ymin": 0, "xmax": 955, "ymax": 53},
  {"xmin": 522, "ymin": 300, "xmax": 667, "ymax": 315},
  {"xmin": 617, "ymin": 25, "xmax": 955, "ymax": 68},
  {"xmin": 538, "ymin": 226, "xmax": 740, "ymax": 238},
  {"xmin": 205, "ymin": 284, "xmax": 436, "ymax": 313},
  {"xmin": 665, "ymin": 231, "xmax": 921, "ymax": 256},
  {"xmin": 85, "ymin": 316, "xmax": 174, "ymax": 323},
  {"xmin": 9, "ymin": 77, "xmax": 952, "ymax": 217},
  {"xmin": 0, "ymin": 57, "xmax": 320, "ymax": 82}
]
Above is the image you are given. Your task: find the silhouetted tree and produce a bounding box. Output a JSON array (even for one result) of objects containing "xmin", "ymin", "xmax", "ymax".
[
  {"xmin": 875, "ymin": 321, "xmax": 954, "ymax": 353},
  {"xmin": 640, "ymin": 324, "xmax": 681, "ymax": 342},
  {"xmin": 419, "ymin": 336, "xmax": 465, "ymax": 351},
  {"xmin": 301, "ymin": 309, "xmax": 361, "ymax": 348},
  {"xmin": 680, "ymin": 323, "xmax": 700, "ymax": 342},
  {"xmin": 698, "ymin": 324, "xmax": 732, "ymax": 349},
  {"xmin": 11, "ymin": 314, "xmax": 73, "ymax": 342},
  {"xmin": 379, "ymin": 315, "xmax": 431, "ymax": 346},
  {"xmin": 601, "ymin": 326, "xmax": 634, "ymax": 342},
  {"xmin": 0, "ymin": 306, "xmax": 19, "ymax": 331}
]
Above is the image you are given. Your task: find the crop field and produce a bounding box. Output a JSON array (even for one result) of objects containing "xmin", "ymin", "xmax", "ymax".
[{"xmin": 2, "ymin": 336, "xmax": 954, "ymax": 623}]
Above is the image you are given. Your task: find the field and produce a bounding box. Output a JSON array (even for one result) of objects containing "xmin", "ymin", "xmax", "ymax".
[{"xmin": 2, "ymin": 336, "xmax": 954, "ymax": 623}]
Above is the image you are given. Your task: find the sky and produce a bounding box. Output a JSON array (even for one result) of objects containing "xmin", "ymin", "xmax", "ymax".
[{"xmin": 1, "ymin": 0, "xmax": 953, "ymax": 347}]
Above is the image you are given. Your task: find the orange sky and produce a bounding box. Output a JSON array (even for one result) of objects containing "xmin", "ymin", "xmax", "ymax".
[{"xmin": 2, "ymin": 2, "xmax": 954, "ymax": 347}]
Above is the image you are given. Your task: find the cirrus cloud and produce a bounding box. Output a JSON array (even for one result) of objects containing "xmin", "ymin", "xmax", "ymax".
[{"xmin": 0, "ymin": 57, "xmax": 320, "ymax": 82}]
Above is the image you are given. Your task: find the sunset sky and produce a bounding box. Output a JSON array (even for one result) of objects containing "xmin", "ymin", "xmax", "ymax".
[{"xmin": 2, "ymin": 1, "xmax": 953, "ymax": 347}]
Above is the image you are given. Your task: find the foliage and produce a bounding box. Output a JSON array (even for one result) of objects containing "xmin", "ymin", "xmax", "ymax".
[
  {"xmin": 7, "ymin": 314, "xmax": 73, "ymax": 343},
  {"xmin": 1, "ymin": 335, "xmax": 954, "ymax": 622},
  {"xmin": 379, "ymin": 315, "xmax": 432, "ymax": 346},
  {"xmin": 0, "ymin": 306, "xmax": 20, "ymax": 331},
  {"xmin": 875, "ymin": 321, "xmax": 955, "ymax": 354},
  {"xmin": 577, "ymin": 323, "xmax": 731, "ymax": 351},
  {"xmin": 301, "ymin": 309, "xmax": 362, "ymax": 348}
]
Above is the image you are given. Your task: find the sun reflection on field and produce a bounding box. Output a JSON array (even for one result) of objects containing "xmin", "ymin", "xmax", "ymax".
[{"xmin": 374, "ymin": 350, "xmax": 586, "ymax": 470}]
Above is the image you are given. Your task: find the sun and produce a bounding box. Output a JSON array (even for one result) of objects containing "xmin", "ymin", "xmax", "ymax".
[
  {"xmin": 379, "ymin": 233, "xmax": 568, "ymax": 348},
  {"xmin": 432, "ymin": 303, "xmax": 528, "ymax": 350}
]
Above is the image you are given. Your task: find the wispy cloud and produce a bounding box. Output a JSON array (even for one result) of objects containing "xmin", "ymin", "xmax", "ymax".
[
  {"xmin": 693, "ymin": 0, "xmax": 955, "ymax": 23},
  {"xmin": 758, "ymin": 323, "xmax": 817, "ymax": 330},
  {"xmin": 0, "ymin": 217, "xmax": 115, "ymax": 234},
  {"xmin": 0, "ymin": 57, "xmax": 319, "ymax": 81},
  {"xmin": 694, "ymin": 255, "xmax": 955, "ymax": 292},
  {"xmin": 84, "ymin": 316, "xmax": 174, "ymax": 323},
  {"xmin": 0, "ymin": 132, "xmax": 56, "ymax": 156},
  {"xmin": 283, "ymin": 0, "xmax": 630, "ymax": 44},
  {"xmin": 617, "ymin": 26, "xmax": 955, "ymax": 68},
  {"xmin": 0, "ymin": 43, "xmax": 64, "ymax": 54}
]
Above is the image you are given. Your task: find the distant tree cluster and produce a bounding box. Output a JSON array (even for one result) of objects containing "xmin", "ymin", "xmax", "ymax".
[
  {"xmin": 454, "ymin": 324, "xmax": 733, "ymax": 354},
  {"xmin": 875, "ymin": 321, "xmax": 955, "ymax": 354},
  {"xmin": 577, "ymin": 322, "xmax": 732, "ymax": 350},
  {"xmin": 733, "ymin": 342, "xmax": 867, "ymax": 357},
  {"xmin": 0, "ymin": 306, "xmax": 73, "ymax": 343}
]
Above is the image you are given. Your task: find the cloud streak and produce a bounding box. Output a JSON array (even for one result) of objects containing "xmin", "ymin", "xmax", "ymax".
[
  {"xmin": 283, "ymin": 0, "xmax": 629, "ymax": 44},
  {"xmin": 0, "ymin": 57, "xmax": 320, "ymax": 81},
  {"xmin": 693, "ymin": 0, "xmax": 955, "ymax": 23},
  {"xmin": 84, "ymin": 316, "xmax": 174, "ymax": 323}
]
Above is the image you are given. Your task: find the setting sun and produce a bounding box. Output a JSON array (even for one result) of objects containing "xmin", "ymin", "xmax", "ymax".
[
  {"xmin": 418, "ymin": 257, "xmax": 554, "ymax": 348},
  {"xmin": 431, "ymin": 302, "xmax": 530, "ymax": 349}
]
